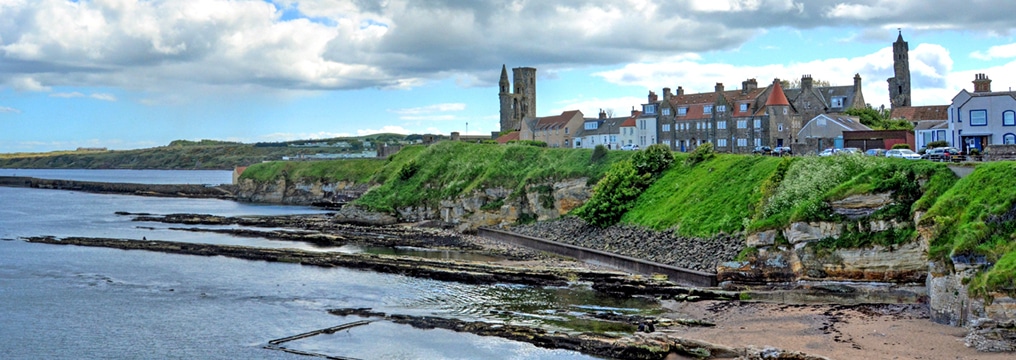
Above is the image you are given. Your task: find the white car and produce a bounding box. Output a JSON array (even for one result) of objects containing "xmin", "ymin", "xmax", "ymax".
[
  {"xmin": 818, "ymin": 148, "xmax": 836, "ymax": 157},
  {"xmin": 620, "ymin": 144, "xmax": 640, "ymax": 151},
  {"xmin": 886, "ymin": 149, "xmax": 921, "ymax": 160}
]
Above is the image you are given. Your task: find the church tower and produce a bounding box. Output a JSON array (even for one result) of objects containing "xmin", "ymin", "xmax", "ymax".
[
  {"xmin": 887, "ymin": 30, "xmax": 911, "ymax": 109},
  {"xmin": 498, "ymin": 65, "xmax": 537, "ymax": 132}
]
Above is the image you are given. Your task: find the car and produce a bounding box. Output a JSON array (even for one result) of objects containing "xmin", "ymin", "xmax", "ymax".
[
  {"xmin": 886, "ymin": 149, "xmax": 921, "ymax": 160},
  {"xmin": 772, "ymin": 146, "xmax": 793, "ymax": 156},
  {"xmin": 923, "ymin": 147, "xmax": 963, "ymax": 162},
  {"xmin": 818, "ymin": 148, "xmax": 836, "ymax": 157},
  {"xmin": 864, "ymin": 148, "xmax": 887, "ymax": 157},
  {"xmin": 620, "ymin": 144, "xmax": 640, "ymax": 151},
  {"xmin": 840, "ymin": 147, "xmax": 863, "ymax": 155},
  {"xmin": 752, "ymin": 146, "xmax": 772, "ymax": 155}
]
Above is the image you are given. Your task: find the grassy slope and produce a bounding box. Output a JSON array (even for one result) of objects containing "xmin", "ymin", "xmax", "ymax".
[
  {"xmin": 354, "ymin": 142, "xmax": 628, "ymax": 213},
  {"xmin": 239, "ymin": 158, "xmax": 386, "ymax": 183},
  {"xmin": 0, "ymin": 145, "xmax": 354, "ymax": 170},
  {"xmin": 623, "ymin": 154, "xmax": 782, "ymax": 237}
]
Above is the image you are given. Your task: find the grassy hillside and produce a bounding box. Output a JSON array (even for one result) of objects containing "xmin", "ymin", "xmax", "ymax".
[
  {"xmin": 354, "ymin": 142, "xmax": 629, "ymax": 213},
  {"xmin": 239, "ymin": 158, "xmax": 386, "ymax": 183},
  {"xmin": 923, "ymin": 162, "xmax": 1016, "ymax": 298},
  {"xmin": 623, "ymin": 154, "xmax": 782, "ymax": 237}
]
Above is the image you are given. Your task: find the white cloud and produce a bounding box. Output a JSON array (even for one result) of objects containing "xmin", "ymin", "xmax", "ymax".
[
  {"xmin": 50, "ymin": 92, "xmax": 86, "ymax": 98},
  {"xmin": 9, "ymin": 77, "xmax": 50, "ymax": 92},
  {"xmin": 971, "ymin": 43, "xmax": 1016, "ymax": 61},
  {"xmin": 0, "ymin": 106, "xmax": 21, "ymax": 113},
  {"xmin": 49, "ymin": 92, "xmax": 118, "ymax": 101},
  {"xmin": 90, "ymin": 93, "xmax": 117, "ymax": 101},
  {"xmin": 390, "ymin": 103, "xmax": 466, "ymax": 115}
]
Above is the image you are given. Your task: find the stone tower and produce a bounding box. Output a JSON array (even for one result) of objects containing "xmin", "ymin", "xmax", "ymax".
[
  {"xmin": 887, "ymin": 30, "xmax": 911, "ymax": 109},
  {"xmin": 498, "ymin": 65, "xmax": 536, "ymax": 132}
]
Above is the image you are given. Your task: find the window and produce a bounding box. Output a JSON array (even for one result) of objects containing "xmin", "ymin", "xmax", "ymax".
[
  {"xmin": 717, "ymin": 122, "xmax": 726, "ymax": 130},
  {"xmin": 704, "ymin": 105, "xmax": 713, "ymax": 114},
  {"xmin": 609, "ymin": 135, "xmax": 616, "ymax": 143},
  {"xmin": 754, "ymin": 119, "xmax": 761, "ymax": 128},
  {"xmin": 663, "ymin": 139, "xmax": 671, "ymax": 146},
  {"xmin": 740, "ymin": 103, "xmax": 748, "ymax": 112},
  {"xmin": 640, "ymin": 120, "xmax": 645, "ymax": 130},
  {"xmin": 923, "ymin": 132, "xmax": 933, "ymax": 146},
  {"xmin": 737, "ymin": 120, "xmax": 747, "ymax": 129},
  {"xmin": 1006, "ymin": 133, "xmax": 1016, "ymax": 144},
  {"xmin": 737, "ymin": 138, "xmax": 747, "ymax": 147},
  {"xmin": 777, "ymin": 123, "xmax": 784, "ymax": 132},
  {"xmin": 707, "ymin": 122, "xmax": 712, "ymax": 129},
  {"xmin": 697, "ymin": 122, "xmax": 701, "ymax": 130},
  {"xmin": 717, "ymin": 105, "xmax": 726, "ymax": 113},
  {"xmin": 971, "ymin": 110, "xmax": 987, "ymax": 126},
  {"xmin": 717, "ymin": 139, "xmax": 727, "ymax": 147},
  {"xmin": 644, "ymin": 104, "xmax": 656, "ymax": 114},
  {"xmin": 584, "ymin": 122, "xmax": 598, "ymax": 130},
  {"xmin": 831, "ymin": 97, "xmax": 844, "ymax": 108},
  {"xmin": 755, "ymin": 138, "xmax": 761, "ymax": 147},
  {"xmin": 678, "ymin": 107, "xmax": 687, "ymax": 116},
  {"xmin": 783, "ymin": 108, "xmax": 788, "ymax": 115},
  {"xmin": 936, "ymin": 130, "xmax": 946, "ymax": 142},
  {"xmin": 1005, "ymin": 111, "xmax": 1016, "ymax": 126},
  {"xmin": 662, "ymin": 108, "xmax": 671, "ymax": 116},
  {"xmin": 662, "ymin": 124, "xmax": 671, "ymax": 132}
]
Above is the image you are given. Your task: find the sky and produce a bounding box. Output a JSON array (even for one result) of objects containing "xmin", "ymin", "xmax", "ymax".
[{"xmin": 4, "ymin": 0, "xmax": 1016, "ymax": 153}]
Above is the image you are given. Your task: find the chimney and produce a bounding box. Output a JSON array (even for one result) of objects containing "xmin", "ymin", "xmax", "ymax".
[
  {"xmin": 663, "ymin": 87, "xmax": 672, "ymax": 100},
  {"xmin": 677, "ymin": 86, "xmax": 684, "ymax": 96},
  {"xmin": 854, "ymin": 73, "xmax": 862, "ymax": 91},
  {"xmin": 801, "ymin": 74, "xmax": 813, "ymax": 90},
  {"xmin": 648, "ymin": 91, "xmax": 658, "ymax": 103},
  {"xmin": 631, "ymin": 106, "xmax": 638, "ymax": 116},
  {"xmin": 599, "ymin": 109, "xmax": 607, "ymax": 119},
  {"xmin": 742, "ymin": 78, "xmax": 758, "ymax": 94},
  {"xmin": 973, "ymin": 73, "xmax": 992, "ymax": 93},
  {"xmin": 715, "ymin": 82, "xmax": 724, "ymax": 93}
]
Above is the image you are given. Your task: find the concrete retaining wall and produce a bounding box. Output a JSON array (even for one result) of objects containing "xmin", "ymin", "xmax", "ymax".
[{"xmin": 478, "ymin": 227, "xmax": 717, "ymax": 287}]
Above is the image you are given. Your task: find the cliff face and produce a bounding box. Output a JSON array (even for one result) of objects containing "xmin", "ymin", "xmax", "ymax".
[{"xmin": 234, "ymin": 178, "xmax": 369, "ymax": 205}]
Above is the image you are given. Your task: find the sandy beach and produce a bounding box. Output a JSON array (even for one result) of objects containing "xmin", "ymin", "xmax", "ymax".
[{"xmin": 662, "ymin": 300, "xmax": 1011, "ymax": 359}]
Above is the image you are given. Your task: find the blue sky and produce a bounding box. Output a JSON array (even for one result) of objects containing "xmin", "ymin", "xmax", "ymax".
[{"xmin": 3, "ymin": 0, "xmax": 1016, "ymax": 153}]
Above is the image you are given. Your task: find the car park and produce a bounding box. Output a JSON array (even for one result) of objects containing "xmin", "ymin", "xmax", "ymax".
[{"xmin": 886, "ymin": 149, "xmax": 922, "ymax": 160}]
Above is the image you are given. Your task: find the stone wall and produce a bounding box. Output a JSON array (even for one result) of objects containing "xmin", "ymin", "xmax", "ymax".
[{"xmin": 985, "ymin": 144, "xmax": 1016, "ymax": 161}]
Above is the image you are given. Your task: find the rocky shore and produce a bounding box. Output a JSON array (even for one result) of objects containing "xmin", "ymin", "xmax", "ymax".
[
  {"xmin": 0, "ymin": 176, "xmax": 236, "ymax": 199},
  {"xmin": 511, "ymin": 217, "xmax": 744, "ymax": 273}
]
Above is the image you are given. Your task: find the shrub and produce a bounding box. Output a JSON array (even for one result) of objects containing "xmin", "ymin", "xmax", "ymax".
[
  {"xmin": 927, "ymin": 140, "xmax": 949, "ymax": 149},
  {"xmin": 969, "ymin": 148, "xmax": 981, "ymax": 156},
  {"xmin": 632, "ymin": 144, "xmax": 674, "ymax": 175},
  {"xmin": 507, "ymin": 140, "xmax": 548, "ymax": 147},
  {"xmin": 591, "ymin": 145, "xmax": 608, "ymax": 163},
  {"xmin": 684, "ymin": 142, "xmax": 715, "ymax": 166},
  {"xmin": 574, "ymin": 160, "xmax": 650, "ymax": 227},
  {"xmin": 891, "ymin": 143, "xmax": 911, "ymax": 150}
]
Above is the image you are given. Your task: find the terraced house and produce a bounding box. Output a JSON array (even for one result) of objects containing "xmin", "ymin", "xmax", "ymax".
[{"xmin": 574, "ymin": 109, "xmax": 638, "ymax": 149}]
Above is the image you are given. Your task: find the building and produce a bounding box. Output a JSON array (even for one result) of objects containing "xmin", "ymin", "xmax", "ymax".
[
  {"xmin": 843, "ymin": 130, "xmax": 915, "ymax": 151},
  {"xmin": 797, "ymin": 114, "xmax": 872, "ymax": 153},
  {"xmin": 888, "ymin": 31, "xmax": 912, "ymax": 110},
  {"xmin": 499, "ymin": 65, "xmax": 537, "ymax": 132},
  {"xmin": 619, "ymin": 110, "xmax": 639, "ymax": 148},
  {"xmin": 520, "ymin": 110, "xmax": 585, "ymax": 148},
  {"xmin": 637, "ymin": 92, "xmax": 661, "ymax": 148},
  {"xmin": 574, "ymin": 109, "xmax": 627, "ymax": 149},
  {"xmin": 891, "ymin": 105, "xmax": 950, "ymax": 149},
  {"xmin": 948, "ymin": 73, "xmax": 1016, "ymax": 152},
  {"xmin": 782, "ymin": 73, "xmax": 866, "ymax": 123}
]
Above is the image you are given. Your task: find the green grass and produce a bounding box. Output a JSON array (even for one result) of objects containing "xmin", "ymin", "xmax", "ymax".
[
  {"xmin": 239, "ymin": 158, "xmax": 386, "ymax": 183},
  {"xmin": 622, "ymin": 154, "xmax": 781, "ymax": 237},
  {"xmin": 926, "ymin": 162, "xmax": 1016, "ymax": 261},
  {"xmin": 354, "ymin": 141, "xmax": 629, "ymax": 213}
]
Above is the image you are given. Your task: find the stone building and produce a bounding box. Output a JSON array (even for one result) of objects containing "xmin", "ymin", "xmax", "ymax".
[
  {"xmin": 888, "ymin": 31, "xmax": 912, "ymax": 110},
  {"xmin": 499, "ymin": 65, "xmax": 537, "ymax": 132},
  {"xmin": 520, "ymin": 110, "xmax": 585, "ymax": 148}
]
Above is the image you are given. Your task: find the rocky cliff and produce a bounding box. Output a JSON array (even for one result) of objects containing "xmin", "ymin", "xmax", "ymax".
[{"xmin": 234, "ymin": 177, "xmax": 369, "ymax": 206}]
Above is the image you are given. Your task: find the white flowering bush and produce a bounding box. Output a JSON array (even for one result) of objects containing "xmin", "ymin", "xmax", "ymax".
[{"xmin": 760, "ymin": 155, "xmax": 880, "ymax": 221}]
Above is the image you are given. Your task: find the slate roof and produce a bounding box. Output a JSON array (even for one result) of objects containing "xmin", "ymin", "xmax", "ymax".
[
  {"xmin": 913, "ymin": 120, "xmax": 948, "ymax": 131},
  {"xmin": 576, "ymin": 117, "xmax": 627, "ymax": 137},
  {"xmin": 529, "ymin": 110, "xmax": 581, "ymax": 131},
  {"xmin": 890, "ymin": 105, "xmax": 949, "ymax": 121}
]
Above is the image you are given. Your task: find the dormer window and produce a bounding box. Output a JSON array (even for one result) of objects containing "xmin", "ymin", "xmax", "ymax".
[
  {"xmin": 831, "ymin": 97, "xmax": 845, "ymax": 108},
  {"xmin": 662, "ymin": 108, "xmax": 671, "ymax": 116},
  {"xmin": 740, "ymin": 103, "xmax": 748, "ymax": 112},
  {"xmin": 704, "ymin": 105, "xmax": 713, "ymax": 114},
  {"xmin": 584, "ymin": 122, "xmax": 598, "ymax": 130},
  {"xmin": 644, "ymin": 104, "xmax": 657, "ymax": 114},
  {"xmin": 717, "ymin": 105, "xmax": 726, "ymax": 113},
  {"xmin": 678, "ymin": 107, "xmax": 687, "ymax": 116}
]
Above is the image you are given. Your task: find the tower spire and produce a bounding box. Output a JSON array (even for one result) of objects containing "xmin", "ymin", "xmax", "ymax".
[{"xmin": 499, "ymin": 64, "xmax": 509, "ymax": 94}]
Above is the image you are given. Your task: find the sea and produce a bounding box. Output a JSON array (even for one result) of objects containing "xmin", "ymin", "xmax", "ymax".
[{"xmin": 0, "ymin": 169, "xmax": 655, "ymax": 359}]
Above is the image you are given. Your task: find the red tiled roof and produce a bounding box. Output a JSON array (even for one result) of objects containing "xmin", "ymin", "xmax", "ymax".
[
  {"xmin": 890, "ymin": 105, "xmax": 949, "ymax": 121},
  {"xmin": 533, "ymin": 110, "xmax": 581, "ymax": 130},
  {"xmin": 765, "ymin": 81, "xmax": 790, "ymax": 106},
  {"xmin": 496, "ymin": 131, "xmax": 520, "ymax": 144},
  {"xmin": 620, "ymin": 111, "xmax": 640, "ymax": 127},
  {"xmin": 667, "ymin": 88, "xmax": 766, "ymax": 120}
]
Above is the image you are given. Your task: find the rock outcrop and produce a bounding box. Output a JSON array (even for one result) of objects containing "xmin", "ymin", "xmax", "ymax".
[{"xmin": 234, "ymin": 178, "xmax": 368, "ymax": 205}]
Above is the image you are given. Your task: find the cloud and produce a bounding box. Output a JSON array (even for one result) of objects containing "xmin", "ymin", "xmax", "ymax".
[
  {"xmin": 49, "ymin": 92, "xmax": 118, "ymax": 101},
  {"xmin": 971, "ymin": 43, "xmax": 1016, "ymax": 61},
  {"xmin": 0, "ymin": 106, "xmax": 21, "ymax": 113},
  {"xmin": 390, "ymin": 103, "xmax": 466, "ymax": 115}
]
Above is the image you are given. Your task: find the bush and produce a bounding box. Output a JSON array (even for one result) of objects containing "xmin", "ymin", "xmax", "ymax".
[
  {"xmin": 927, "ymin": 140, "xmax": 949, "ymax": 149},
  {"xmin": 591, "ymin": 145, "xmax": 608, "ymax": 163},
  {"xmin": 969, "ymin": 148, "xmax": 981, "ymax": 156},
  {"xmin": 684, "ymin": 142, "xmax": 715, "ymax": 166},
  {"xmin": 507, "ymin": 140, "xmax": 548, "ymax": 147},
  {"xmin": 891, "ymin": 143, "xmax": 911, "ymax": 150},
  {"xmin": 631, "ymin": 144, "xmax": 674, "ymax": 175},
  {"xmin": 574, "ymin": 160, "xmax": 650, "ymax": 227}
]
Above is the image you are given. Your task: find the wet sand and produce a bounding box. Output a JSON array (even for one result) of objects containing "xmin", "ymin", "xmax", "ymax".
[{"xmin": 663, "ymin": 300, "xmax": 1011, "ymax": 359}]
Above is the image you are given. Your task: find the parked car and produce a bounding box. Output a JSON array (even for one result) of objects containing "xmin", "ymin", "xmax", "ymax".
[
  {"xmin": 772, "ymin": 146, "xmax": 793, "ymax": 156},
  {"xmin": 864, "ymin": 148, "xmax": 887, "ymax": 157},
  {"xmin": 752, "ymin": 146, "xmax": 772, "ymax": 155},
  {"xmin": 886, "ymin": 149, "xmax": 922, "ymax": 160},
  {"xmin": 923, "ymin": 147, "xmax": 963, "ymax": 162},
  {"xmin": 818, "ymin": 148, "xmax": 837, "ymax": 157},
  {"xmin": 840, "ymin": 147, "xmax": 863, "ymax": 155},
  {"xmin": 620, "ymin": 144, "xmax": 640, "ymax": 151}
]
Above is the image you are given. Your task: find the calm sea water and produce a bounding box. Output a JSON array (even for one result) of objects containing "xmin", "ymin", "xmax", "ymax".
[{"xmin": 0, "ymin": 170, "xmax": 650, "ymax": 359}]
